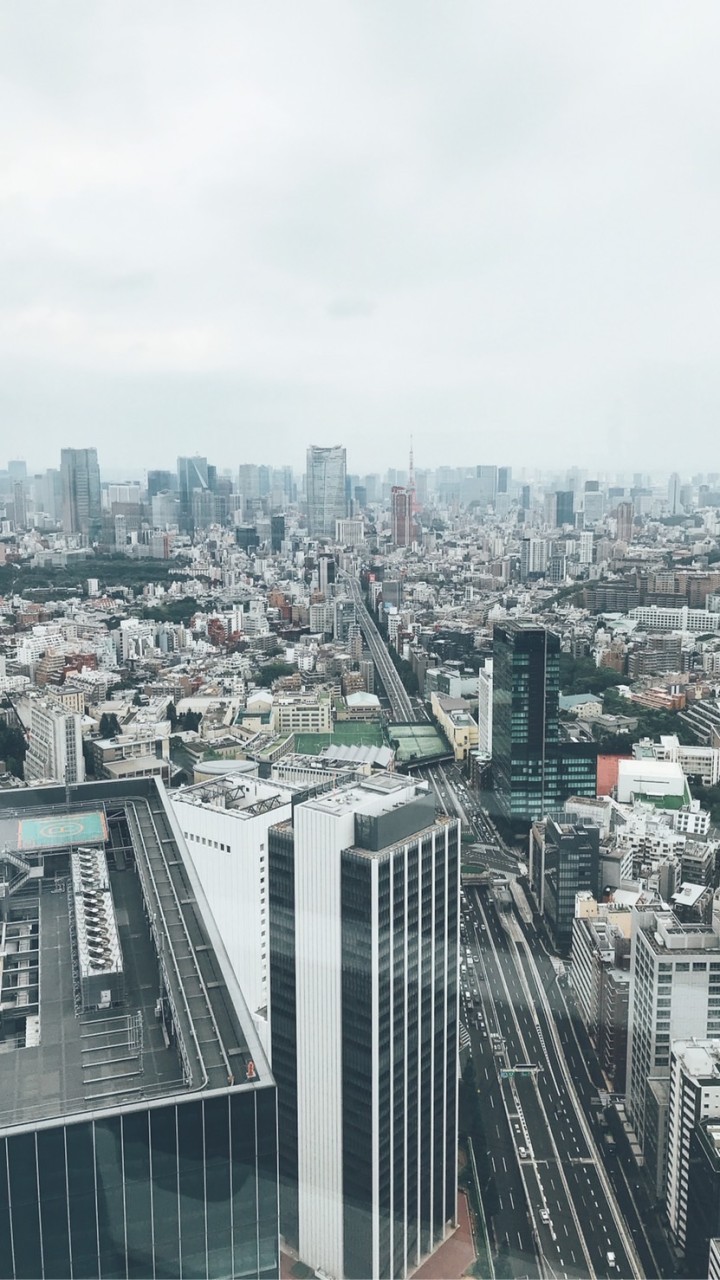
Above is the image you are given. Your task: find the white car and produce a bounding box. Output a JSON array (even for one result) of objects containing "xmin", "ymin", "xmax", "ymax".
[
  {"xmin": 539, "ymin": 1208, "xmax": 550, "ymax": 1224},
  {"xmin": 606, "ymin": 1252, "xmax": 616, "ymax": 1268}
]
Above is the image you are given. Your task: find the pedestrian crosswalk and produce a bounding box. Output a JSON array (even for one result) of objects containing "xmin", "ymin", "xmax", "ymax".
[{"xmin": 459, "ymin": 1021, "xmax": 472, "ymax": 1050}]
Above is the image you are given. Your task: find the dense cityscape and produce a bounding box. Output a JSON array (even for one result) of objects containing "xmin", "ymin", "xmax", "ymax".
[{"xmin": 0, "ymin": 446, "xmax": 720, "ymax": 1277}]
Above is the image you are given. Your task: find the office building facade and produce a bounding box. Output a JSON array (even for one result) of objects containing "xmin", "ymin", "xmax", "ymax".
[
  {"xmin": 177, "ymin": 455, "xmax": 209, "ymax": 534},
  {"xmin": 625, "ymin": 908, "xmax": 720, "ymax": 1195},
  {"xmin": 269, "ymin": 774, "xmax": 459, "ymax": 1279},
  {"xmin": 0, "ymin": 777, "xmax": 279, "ymax": 1280},
  {"xmin": 529, "ymin": 818, "xmax": 600, "ymax": 952},
  {"xmin": 306, "ymin": 445, "xmax": 347, "ymax": 538},
  {"xmin": 492, "ymin": 622, "xmax": 597, "ymax": 828},
  {"xmin": 666, "ymin": 1041, "xmax": 720, "ymax": 1272},
  {"xmin": 60, "ymin": 448, "xmax": 102, "ymax": 539},
  {"xmin": 555, "ymin": 490, "xmax": 575, "ymax": 527}
]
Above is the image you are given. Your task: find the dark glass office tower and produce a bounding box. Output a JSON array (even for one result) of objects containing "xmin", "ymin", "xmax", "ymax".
[
  {"xmin": 529, "ymin": 816, "xmax": 600, "ymax": 952},
  {"xmin": 269, "ymin": 775, "xmax": 459, "ymax": 1280},
  {"xmin": 492, "ymin": 622, "xmax": 596, "ymax": 830},
  {"xmin": 555, "ymin": 490, "xmax": 575, "ymax": 526},
  {"xmin": 177, "ymin": 455, "xmax": 209, "ymax": 535},
  {"xmin": 271, "ymin": 514, "xmax": 286, "ymax": 552},
  {"xmin": 0, "ymin": 777, "xmax": 279, "ymax": 1280},
  {"xmin": 60, "ymin": 448, "xmax": 102, "ymax": 540}
]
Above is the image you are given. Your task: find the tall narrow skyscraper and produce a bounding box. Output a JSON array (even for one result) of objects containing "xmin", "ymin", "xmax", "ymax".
[
  {"xmin": 306, "ymin": 445, "xmax": 347, "ymax": 538},
  {"xmin": 60, "ymin": 447, "xmax": 102, "ymax": 539},
  {"xmin": 390, "ymin": 485, "xmax": 413, "ymax": 546},
  {"xmin": 269, "ymin": 774, "xmax": 459, "ymax": 1280},
  {"xmin": 177, "ymin": 455, "xmax": 209, "ymax": 534},
  {"xmin": 616, "ymin": 500, "xmax": 634, "ymax": 542}
]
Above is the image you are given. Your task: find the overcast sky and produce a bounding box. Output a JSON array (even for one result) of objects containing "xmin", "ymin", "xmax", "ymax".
[{"xmin": 2, "ymin": 2, "xmax": 720, "ymax": 477}]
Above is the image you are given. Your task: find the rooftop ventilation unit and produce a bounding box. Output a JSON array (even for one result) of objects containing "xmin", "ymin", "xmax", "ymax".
[{"xmin": 71, "ymin": 847, "xmax": 124, "ymax": 1011}]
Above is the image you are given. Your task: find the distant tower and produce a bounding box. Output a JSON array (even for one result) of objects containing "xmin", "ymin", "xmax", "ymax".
[
  {"xmin": 668, "ymin": 472, "xmax": 682, "ymax": 516},
  {"xmin": 306, "ymin": 445, "xmax": 347, "ymax": 538},
  {"xmin": 60, "ymin": 448, "xmax": 102, "ymax": 540},
  {"xmin": 391, "ymin": 486, "xmax": 413, "ymax": 547},
  {"xmin": 616, "ymin": 501, "xmax": 634, "ymax": 543}
]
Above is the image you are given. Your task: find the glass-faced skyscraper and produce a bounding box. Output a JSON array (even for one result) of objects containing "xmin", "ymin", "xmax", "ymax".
[
  {"xmin": 492, "ymin": 621, "xmax": 596, "ymax": 829},
  {"xmin": 177, "ymin": 455, "xmax": 209, "ymax": 534},
  {"xmin": 0, "ymin": 776, "xmax": 279, "ymax": 1280},
  {"xmin": 60, "ymin": 448, "xmax": 102, "ymax": 539},
  {"xmin": 269, "ymin": 774, "xmax": 459, "ymax": 1280},
  {"xmin": 306, "ymin": 445, "xmax": 347, "ymax": 538}
]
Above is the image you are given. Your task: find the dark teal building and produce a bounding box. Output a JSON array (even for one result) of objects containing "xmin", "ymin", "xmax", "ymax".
[{"xmin": 492, "ymin": 622, "xmax": 597, "ymax": 830}]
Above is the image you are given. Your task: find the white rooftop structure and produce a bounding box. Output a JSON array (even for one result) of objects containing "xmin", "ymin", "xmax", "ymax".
[{"xmin": 617, "ymin": 758, "xmax": 686, "ymax": 804}]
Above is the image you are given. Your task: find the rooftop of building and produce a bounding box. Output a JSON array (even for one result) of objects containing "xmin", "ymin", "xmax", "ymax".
[
  {"xmin": 319, "ymin": 742, "xmax": 394, "ymax": 769},
  {"xmin": 345, "ymin": 690, "xmax": 381, "ymax": 707},
  {"xmin": 559, "ymin": 692, "xmax": 604, "ymax": 709},
  {"xmin": 173, "ymin": 774, "xmax": 296, "ymax": 818},
  {"xmin": 0, "ymin": 777, "xmax": 269, "ymax": 1135},
  {"xmin": 638, "ymin": 910, "xmax": 720, "ymax": 955},
  {"xmin": 303, "ymin": 772, "xmax": 423, "ymax": 818},
  {"xmin": 672, "ymin": 1039, "xmax": 720, "ymax": 1082},
  {"xmin": 619, "ymin": 758, "xmax": 685, "ymax": 780},
  {"xmin": 673, "ymin": 882, "xmax": 709, "ymax": 908}
]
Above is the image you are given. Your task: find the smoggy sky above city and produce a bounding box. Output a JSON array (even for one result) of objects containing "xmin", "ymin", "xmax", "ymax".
[{"xmin": 2, "ymin": 3, "xmax": 720, "ymax": 475}]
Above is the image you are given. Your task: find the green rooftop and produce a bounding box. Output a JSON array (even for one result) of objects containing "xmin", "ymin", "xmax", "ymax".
[{"xmin": 387, "ymin": 722, "xmax": 452, "ymax": 764}]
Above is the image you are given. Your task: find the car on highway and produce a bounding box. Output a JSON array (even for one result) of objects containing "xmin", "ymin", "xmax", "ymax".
[
  {"xmin": 606, "ymin": 1252, "xmax": 616, "ymax": 1268},
  {"xmin": 518, "ymin": 1146, "xmax": 528, "ymax": 1158},
  {"xmin": 539, "ymin": 1208, "xmax": 550, "ymax": 1223}
]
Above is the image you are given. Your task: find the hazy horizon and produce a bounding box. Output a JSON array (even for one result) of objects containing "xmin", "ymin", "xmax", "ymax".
[{"xmin": 3, "ymin": 3, "xmax": 720, "ymax": 472}]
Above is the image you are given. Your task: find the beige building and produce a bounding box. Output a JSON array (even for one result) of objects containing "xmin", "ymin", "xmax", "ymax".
[
  {"xmin": 430, "ymin": 693, "xmax": 478, "ymax": 761},
  {"xmin": 272, "ymin": 691, "xmax": 332, "ymax": 735}
]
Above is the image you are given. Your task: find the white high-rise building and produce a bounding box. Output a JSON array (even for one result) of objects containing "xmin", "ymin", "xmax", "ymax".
[
  {"xmin": 666, "ymin": 1040, "xmax": 720, "ymax": 1261},
  {"xmin": 172, "ymin": 774, "xmax": 295, "ymax": 1052},
  {"xmin": 269, "ymin": 773, "xmax": 459, "ymax": 1279},
  {"xmin": 24, "ymin": 697, "xmax": 85, "ymax": 785},
  {"xmin": 478, "ymin": 658, "xmax": 493, "ymax": 756},
  {"xmin": 579, "ymin": 530, "xmax": 594, "ymax": 564},
  {"xmin": 625, "ymin": 908, "xmax": 720, "ymax": 1194}
]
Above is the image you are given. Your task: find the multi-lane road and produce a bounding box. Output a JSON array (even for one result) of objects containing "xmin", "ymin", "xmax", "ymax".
[{"xmin": 461, "ymin": 884, "xmax": 641, "ymax": 1279}]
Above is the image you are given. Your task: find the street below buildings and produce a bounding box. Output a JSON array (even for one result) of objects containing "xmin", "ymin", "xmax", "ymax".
[{"xmin": 460, "ymin": 881, "xmax": 642, "ymax": 1279}]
